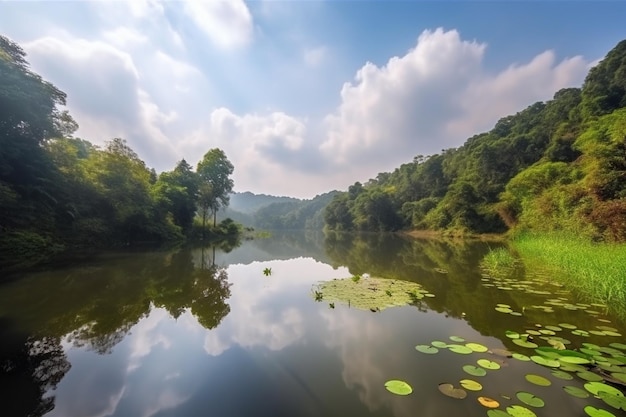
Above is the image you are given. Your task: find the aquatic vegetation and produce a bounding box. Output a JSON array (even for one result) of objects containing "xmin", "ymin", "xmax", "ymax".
[
  {"xmin": 512, "ymin": 233, "xmax": 626, "ymax": 316},
  {"xmin": 263, "ymin": 267, "xmax": 272, "ymax": 276},
  {"xmin": 438, "ymin": 383, "xmax": 467, "ymax": 399},
  {"xmin": 314, "ymin": 276, "xmax": 432, "ymax": 311},
  {"xmin": 384, "ymin": 380, "xmax": 412, "ymax": 395},
  {"xmin": 313, "ymin": 290, "xmax": 323, "ymax": 302}
]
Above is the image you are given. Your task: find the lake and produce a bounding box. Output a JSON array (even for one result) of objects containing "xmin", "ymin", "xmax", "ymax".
[{"xmin": 1, "ymin": 231, "xmax": 625, "ymax": 417}]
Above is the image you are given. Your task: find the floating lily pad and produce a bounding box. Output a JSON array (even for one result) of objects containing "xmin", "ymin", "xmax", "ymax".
[
  {"xmin": 584, "ymin": 382, "xmax": 623, "ymax": 397},
  {"xmin": 448, "ymin": 344, "xmax": 473, "ymax": 354},
  {"xmin": 506, "ymin": 405, "xmax": 537, "ymax": 417},
  {"xmin": 460, "ymin": 379, "xmax": 482, "ymax": 391},
  {"xmin": 559, "ymin": 323, "xmax": 577, "ymax": 329},
  {"xmin": 609, "ymin": 343, "xmax": 626, "ymax": 351},
  {"xmin": 478, "ymin": 396, "xmax": 500, "ymax": 408},
  {"xmin": 516, "ymin": 392, "xmax": 545, "ymax": 408},
  {"xmin": 560, "ymin": 363, "xmax": 587, "ymax": 372},
  {"xmin": 551, "ymin": 369, "xmax": 573, "ymax": 380},
  {"xmin": 463, "ymin": 365, "xmax": 487, "ymax": 377},
  {"xmin": 559, "ymin": 356, "xmax": 591, "ymax": 365},
  {"xmin": 506, "ymin": 330, "xmax": 520, "ymax": 339},
  {"xmin": 416, "ymin": 345, "xmax": 438, "ymax": 354},
  {"xmin": 496, "ymin": 306, "xmax": 514, "ymax": 313},
  {"xmin": 512, "ymin": 353, "xmax": 531, "ymax": 361},
  {"xmin": 438, "ymin": 383, "xmax": 467, "ymax": 399},
  {"xmin": 525, "ymin": 374, "xmax": 551, "ymax": 386},
  {"xmin": 572, "ymin": 329, "xmax": 590, "ymax": 337},
  {"xmin": 584, "ymin": 406, "xmax": 617, "ymax": 417},
  {"xmin": 531, "ymin": 355, "xmax": 560, "ymax": 367},
  {"xmin": 599, "ymin": 391, "xmax": 626, "ymax": 411},
  {"xmin": 450, "ymin": 336, "xmax": 466, "ymax": 343},
  {"xmin": 577, "ymin": 370, "xmax": 604, "ymax": 382},
  {"xmin": 564, "ymin": 385, "xmax": 590, "ymax": 398},
  {"xmin": 431, "ymin": 341, "xmax": 449, "ymax": 348},
  {"xmin": 478, "ymin": 359, "xmax": 501, "ymax": 370},
  {"xmin": 545, "ymin": 325, "xmax": 562, "ymax": 332},
  {"xmin": 466, "ymin": 343, "xmax": 488, "ymax": 352},
  {"xmin": 488, "ymin": 410, "xmax": 513, "ymax": 417},
  {"xmin": 384, "ymin": 380, "xmax": 413, "ymax": 395},
  {"xmin": 513, "ymin": 339, "xmax": 538, "ymax": 349},
  {"xmin": 318, "ymin": 277, "xmax": 427, "ymax": 311},
  {"xmin": 612, "ymin": 372, "xmax": 626, "ymax": 383},
  {"xmin": 604, "ymin": 331, "xmax": 622, "ymax": 337}
]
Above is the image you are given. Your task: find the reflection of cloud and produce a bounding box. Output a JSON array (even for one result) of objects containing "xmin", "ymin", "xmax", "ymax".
[
  {"xmin": 127, "ymin": 308, "xmax": 172, "ymax": 373},
  {"xmin": 141, "ymin": 388, "xmax": 190, "ymax": 417},
  {"xmin": 203, "ymin": 258, "xmax": 347, "ymax": 356}
]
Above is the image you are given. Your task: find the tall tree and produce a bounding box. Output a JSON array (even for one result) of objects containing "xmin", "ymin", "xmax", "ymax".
[{"xmin": 196, "ymin": 149, "xmax": 234, "ymax": 228}]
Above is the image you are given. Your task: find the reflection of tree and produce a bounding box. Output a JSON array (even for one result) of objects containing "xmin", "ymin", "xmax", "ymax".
[
  {"xmin": 0, "ymin": 318, "xmax": 70, "ymax": 417},
  {"xmin": 190, "ymin": 259, "xmax": 231, "ymax": 330}
]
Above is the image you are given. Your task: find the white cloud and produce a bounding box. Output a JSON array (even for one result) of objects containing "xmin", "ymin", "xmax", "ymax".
[
  {"xmin": 304, "ymin": 46, "xmax": 328, "ymax": 67},
  {"xmin": 183, "ymin": 0, "xmax": 253, "ymax": 49}
]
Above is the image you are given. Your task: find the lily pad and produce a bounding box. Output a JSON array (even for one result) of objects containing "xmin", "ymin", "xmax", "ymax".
[
  {"xmin": 559, "ymin": 323, "xmax": 577, "ymax": 329},
  {"xmin": 513, "ymin": 339, "xmax": 538, "ymax": 349},
  {"xmin": 448, "ymin": 344, "xmax": 473, "ymax": 354},
  {"xmin": 460, "ymin": 379, "xmax": 482, "ymax": 391},
  {"xmin": 463, "ymin": 365, "xmax": 487, "ymax": 377},
  {"xmin": 599, "ymin": 391, "xmax": 626, "ymax": 411},
  {"xmin": 466, "ymin": 342, "xmax": 488, "ymax": 352},
  {"xmin": 431, "ymin": 341, "xmax": 449, "ymax": 348},
  {"xmin": 478, "ymin": 396, "xmax": 500, "ymax": 408},
  {"xmin": 563, "ymin": 385, "xmax": 589, "ymax": 398},
  {"xmin": 505, "ymin": 330, "xmax": 520, "ymax": 339},
  {"xmin": 525, "ymin": 374, "xmax": 551, "ymax": 386},
  {"xmin": 584, "ymin": 382, "xmax": 623, "ymax": 397},
  {"xmin": 612, "ymin": 372, "xmax": 626, "ymax": 383},
  {"xmin": 530, "ymin": 356, "xmax": 559, "ymax": 368},
  {"xmin": 551, "ymin": 369, "xmax": 573, "ymax": 380},
  {"xmin": 584, "ymin": 406, "xmax": 617, "ymax": 417},
  {"xmin": 449, "ymin": 336, "xmax": 466, "ymax": 343},
  {"xmin": 318, "ymin": 277, "xmax": 427, "ymax": 311},
  {"xmin": 559, "ymin": 356, "xmax": 591, "ymax": 365},
  {"xmin": 416, "ymin": 345, "xmax": 438, "ymax": 354},
  {"xmin": 506, "ymin": 405, "xmax": 537, "ymax": 417},
  {"xmin": 384, "ymin": 380, "xmax": 413, "ymax": 395},
  {"xmin": 496, "ymin": 306, "xmax": 514, "ymax": 313},
  {"xmin": 577, "ymin": 370, "xmax": 604, "ymax": 382},
  {"xmin": 609, "ymin": 343, "xmax": 626, "ymax": 351},
  {"xmin": 438, "ymin": 383, "xmax": 467, "ymax": 399},
  {"xmin": 516, "ymin": 392, "xmax": 545, "ymax": 408},
  {"xmin": 512, "ymin": 353, "xmax": 531, "ymax": 361},
  {"xmin": 478, "ymin": 359, "xmax": 501, "ymax": 370},
  {"xmin": 488, "ymin": 410, "xmax": 514, "ymax": 417}
]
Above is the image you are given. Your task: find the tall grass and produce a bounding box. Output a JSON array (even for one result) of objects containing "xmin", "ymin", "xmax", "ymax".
[
  {"xmin": 481, "ymin": 247, "xmax": 519, "ymax": 277},
  {"xmin": 512, "ymin": 232, "xmax": 626, "ymax": 314}
]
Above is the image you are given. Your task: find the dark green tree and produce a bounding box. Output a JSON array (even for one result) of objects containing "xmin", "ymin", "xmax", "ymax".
[{"xmin": 196, "ymin": 149, "xmax": 234, "ymax": 228}]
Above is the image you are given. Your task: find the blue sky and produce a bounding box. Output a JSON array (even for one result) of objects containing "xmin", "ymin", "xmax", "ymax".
[{"xmin": 1, "ymin": 1, "xmax": 625, "ymax": 198}]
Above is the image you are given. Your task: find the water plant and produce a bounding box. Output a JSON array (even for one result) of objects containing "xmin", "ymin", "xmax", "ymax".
[{"xmin": 263, "ymin": 267, "xmax": 272, "ymax": 276}]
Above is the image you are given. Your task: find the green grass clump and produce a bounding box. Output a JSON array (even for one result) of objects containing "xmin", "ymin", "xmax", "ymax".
[
  {"xmin": 481, "ymin": 247, "xmax": 519, "ymax": 275},
  {"xmin": 513, "ymin": 232, "xmax": 626, "ymax": 314}
]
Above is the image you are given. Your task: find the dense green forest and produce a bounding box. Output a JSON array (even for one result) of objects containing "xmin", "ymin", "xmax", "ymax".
[
  {"xmin": 325, "ymin": 39, "xmax": 626, "ymax": 242},
  {"xmin": 0, "ymin": 35, "xmax": 238, "ymax": 269}
]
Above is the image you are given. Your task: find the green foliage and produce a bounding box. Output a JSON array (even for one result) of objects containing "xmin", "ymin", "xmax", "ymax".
[
  {"xmin": 254, "ymin": 191, "xmax": 337, "ymax": 230},
  {"xmin": 324, "ymin": 38, "xmax": 626, "ymax": 241},
  {"xmin": 513, "ymin": 233, "xmax": 626, "ymax": 314},
  {"xmin": 0, "ymin": 36, "xmax": 242, "ymax": 269}
]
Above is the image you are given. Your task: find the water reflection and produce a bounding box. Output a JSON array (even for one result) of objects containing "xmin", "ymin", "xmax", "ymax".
[{"xmin": 0, "ymin": 232, "xmax": 624, "ymax": 417}]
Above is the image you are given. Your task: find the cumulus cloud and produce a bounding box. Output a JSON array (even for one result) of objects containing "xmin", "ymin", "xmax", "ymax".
[
  {"xmin": 320, "ymin": 28, "xmax": 589, "ymax": 178},
  {"xmin": 183, "ymin": 0, "xmax": 253, "ymax": 49}
]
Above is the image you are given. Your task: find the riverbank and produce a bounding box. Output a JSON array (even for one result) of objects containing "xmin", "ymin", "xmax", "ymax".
[{"xmin": 512, "ymin": 233, "xmax": 626, "ymax": 308}]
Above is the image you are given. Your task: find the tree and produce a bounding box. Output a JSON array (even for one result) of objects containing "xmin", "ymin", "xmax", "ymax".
[
  {"xmin": 196, "ymin": 149, "xmax": 234, "ymax": 228},
  {"xmin": 154, "ymin": 159, "xmax": 198, "ymax": 233}
]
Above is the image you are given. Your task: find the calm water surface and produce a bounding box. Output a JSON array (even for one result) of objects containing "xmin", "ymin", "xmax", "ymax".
[{"xmin": 1, "ymin": 232, "xmax": 625, "ymax": 417}]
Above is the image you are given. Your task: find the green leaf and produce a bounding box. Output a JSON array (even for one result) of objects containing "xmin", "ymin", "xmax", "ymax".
[
  {"xmin": 431, "ymin": 340, "xmax": 449, "ymax": 348},
  {"xmin": 449, "ymin": 336, "xmax": 466, "ymax": 343},
  {"xmin": 551, "ymin": 369, "xmax": 573, "ymax": 380},
  {"xmin": 415, "ymin": 345, "xmax": 438, "ymax": 354},
  {"xmin": 513, "ymin": 339, "xmax": 538, "ymax": 348},
  {"xmin": 584, "ymin": 381, "xmax": 623, "ymax": 396},
  {"xmin": 525, "ymin": 374, "xmax": 551, "ymax": 386},
  {"xmin": 448, "ymin": 344, "xmax": 473, "ymax": 354},
  {"xmin": 530, "ymin": 356, "xmax": 560, "ymax": 368},
  {"xmin": 477, "ymin": 359, "xmax": 501, "ymax": 370},
  {"xmin": 563, "ymin": 385, "xmax": 589, "ymax": 398},
  {"xmin": 584, "ymin": 406, "xmax": 617, "ymax": 417},
  {"xmin": 466, "ymin": 342, "xmax": 488, "ymax": 352},
  {"xmin": 463, "ymin": 365, "xmax": 487, "ymax": 377},
  {"xmin": 384, "ymin": 380, "xmax": 413, "ymax": 396},
  {"xmin": 599, "ymin": 391, "xmax": 626, "ymax": 411},
  {"xmin": 487, "ymin": 410, "xmax": 513, "ymax": 417},
  {"xmin": 506, "ymin": 405, "xmax": 537, "ymax": 417},
  {"xmin": 460, "ymin": 379, "xmax": 482, "ymax": 391},
  {"xmin": 577, "ymin": 370, "xmax": 604, "ymax": 382},
  {"xmin": 516, "ymin": 391, "xmax": 545, "ymax": 408},
  {"xmin": 512, "ymin": 353, "xmax": 531, "ymax": 361}
]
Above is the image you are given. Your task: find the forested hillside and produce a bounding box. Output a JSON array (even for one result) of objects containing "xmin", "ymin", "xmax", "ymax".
[
  {"xmin": 325, "ymin": 39, "xmax": 626, "ymax": 242},
  {"xmin": 0, "ymin": 36, "xmax": 237, "ymax": 269}
]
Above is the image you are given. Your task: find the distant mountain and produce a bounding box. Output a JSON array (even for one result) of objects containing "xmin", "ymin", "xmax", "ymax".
[
  {"xmin": 228, "ymin": 192, "xmax": 301, "ymax": 214},
  {"xmin": 217, "ymin": 191, "xmax": 339, "ymax": 230}
]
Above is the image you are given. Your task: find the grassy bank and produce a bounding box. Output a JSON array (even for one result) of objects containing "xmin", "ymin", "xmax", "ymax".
[{"xmin": 511, "ymin": 232, "xmax": 626, "ymax": 313}]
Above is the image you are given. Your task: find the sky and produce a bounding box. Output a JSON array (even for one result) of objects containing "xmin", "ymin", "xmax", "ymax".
[{"xmin": 1, "ymin": 1, "xmax": 625, "ymax": 199}]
